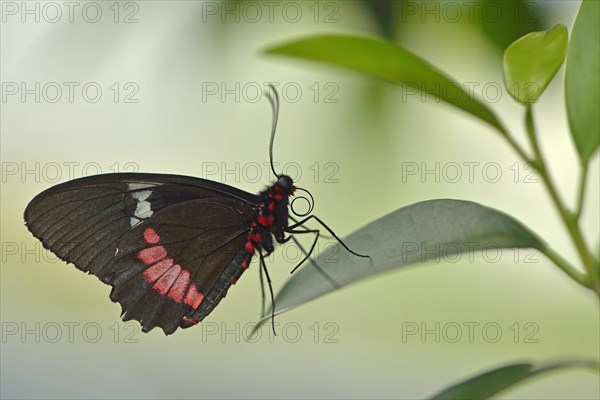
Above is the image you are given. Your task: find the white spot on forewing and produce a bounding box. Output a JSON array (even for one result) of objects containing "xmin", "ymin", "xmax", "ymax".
[
  {"xmin": 127, "ymin": 184, "xmax": 157, "ymax": 227},
  {"xmin": 128, "ymin": 183, "xmax": 156, "ymax": 191},
  {"xmin": 134, "ymin": 200, "xmax": 153, "ymax": 219},
  {"xmin": 131, "ymin": 190, "xmax": 151, "ymax": 201}
]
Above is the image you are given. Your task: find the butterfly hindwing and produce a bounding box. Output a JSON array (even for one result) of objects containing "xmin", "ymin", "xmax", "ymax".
[
  {"xmin": 109, "ymin": 199, "xmax": 252, "ymax": 333},
  {"xmin": 24, "ymin": 173, "xmax": 259, "ymax": 334}
]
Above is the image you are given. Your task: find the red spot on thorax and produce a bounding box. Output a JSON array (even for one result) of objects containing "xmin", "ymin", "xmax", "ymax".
[
  {"xmin": 268, "ymin": 202, "xmax": 276, "ymax": 211},
  {"xmin": 138, "ymin": 245, "xmax": 167, "ymax": 265},
  {"xmin": 143, "ymin": 258, "xmax": 174, "ymax": 283},
  {"xmin": 258, "ymin": 215, "xmax": 274, "ymax": 227},
  {"xmin": 248, "ymin": 232, "xmax": 261, "ymax": 243},
  {"xmin": 268, "ymin": 192, "xmax": 283, "ymax": 201},
  {"xmin": 245, "ymin": 242, "xmax": 255, "ymax": 254},
  {"xmin": 143, "ymin": 227, "xmax": 160, "ymax": 244},
  {"xmin": 184, "ymin": 284, "xmax": 204, "ymax": 309},
  {"xmin": 167, "ymin": 269, "xmax": 190, "ymax": 302},
  {"xmin": 153, "ymin": 264, "xmax": 181, "ymax": 295}
]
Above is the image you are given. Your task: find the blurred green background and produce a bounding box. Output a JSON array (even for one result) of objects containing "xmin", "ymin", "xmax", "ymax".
[{"xmin": 1, "ymin": 1, "xmax": 598, "ymax": 398}]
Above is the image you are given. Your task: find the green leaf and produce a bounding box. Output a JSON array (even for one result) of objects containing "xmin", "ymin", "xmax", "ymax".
[
  {"xmin": 476, "ymin": 0, "xmax": 546, "ymax": 52},
  {"xmin": 566, "ymin": 0, "xmax": 600, "ymax": 164},
  {"xmin": 503, "ymin": 24, "xmax": 568, "ymax": 104},
  {"xmin": 262, "ymin": 199, "xmax": 545, "ymax": 319},
  {"xmin": 265, "ymin": 35, "xmax": 506, "ymax": 134},
  {"xmin": 429, "ymin": 360, "xmax": 599, "ymax": 399}
]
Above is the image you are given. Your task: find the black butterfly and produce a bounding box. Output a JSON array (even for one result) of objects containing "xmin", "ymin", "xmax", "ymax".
[{"xmin": 24, "ymin": 87, "xmax": 368, "ymax": 335}]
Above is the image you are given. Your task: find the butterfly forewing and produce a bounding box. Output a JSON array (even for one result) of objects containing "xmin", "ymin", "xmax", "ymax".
[{"xmin": 24, "ymin": 173, "xmax": 259, "ymax": 334}]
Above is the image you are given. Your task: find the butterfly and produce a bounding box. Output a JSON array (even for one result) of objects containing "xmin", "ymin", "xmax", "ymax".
[{"xmin": 24, "ymin": 86, "xmax": 369, "ymax": 335}]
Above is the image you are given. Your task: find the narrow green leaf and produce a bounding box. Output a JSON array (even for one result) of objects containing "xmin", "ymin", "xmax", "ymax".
[
  {"xmin": 566, "ymin": 0, "xmax": 600, "ymax": 164},
  {"xmin": 265, "ymin": 35, "xmax": 506, "ymax": 134},
  {"xmin": 429, "ymin": 360, "xmax": 599, "ymax": 399},
  {"xmin": 262, "ymin": 199, "xmax": 545, "ymax": 319},
  {"xmin": 503, "ymin": 24, "xmax": 568, "ymax": 104}
]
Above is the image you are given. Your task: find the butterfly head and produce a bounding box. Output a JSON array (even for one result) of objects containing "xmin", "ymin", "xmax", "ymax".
[{"xmin": 276, "ymin": 175, "xmax": 295, "ymax": 195}]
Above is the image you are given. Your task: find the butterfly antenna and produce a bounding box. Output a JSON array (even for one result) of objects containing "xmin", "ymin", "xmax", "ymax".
[{"xmin": 264, "ymin": 84, "xmax": 280, "ymax": 179}]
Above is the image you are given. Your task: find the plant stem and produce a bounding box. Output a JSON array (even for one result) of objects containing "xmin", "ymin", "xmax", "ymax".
[
  {"xmin": 497, "ymin": 124, "xmax": 532, "ymax": 163},
  {"xmin": 523, "ymin": 105, "xmax": 599, "ymax": 296},
  {"xmin": 575, "ymin": 162, "xmax": 588, "ymax": 221},
  {"xmin": 542, "ymin": 247, "xmax": 589, "ymax": 287}
]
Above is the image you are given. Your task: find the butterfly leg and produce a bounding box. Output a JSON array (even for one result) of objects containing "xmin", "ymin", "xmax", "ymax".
[
  {"xmin": 258, "ymin": 249, "xmax": 277, "ymax": 336},
  {"xmin": 284, "ymin": 228, "xmax": 320, "ymax": 274},
  {"xmin": 258, "ymin": 260, "xmax": 266, "ymax": 320},
  {"xmin": 287, "ymin": 233, "xmax": 341, "ymax": 289},
  {"xmin": 289, "ymin": 215, "xmax": 333, "ymax": 240},
  {"xmin": 287, "ymin": 215, "xmax": 371, "ymax": 260}
]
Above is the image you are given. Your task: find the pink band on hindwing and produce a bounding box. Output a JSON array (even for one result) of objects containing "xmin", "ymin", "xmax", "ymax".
[{"xmin": 137, "ymin": 227, "xmax": 204, "ymax": 310}]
